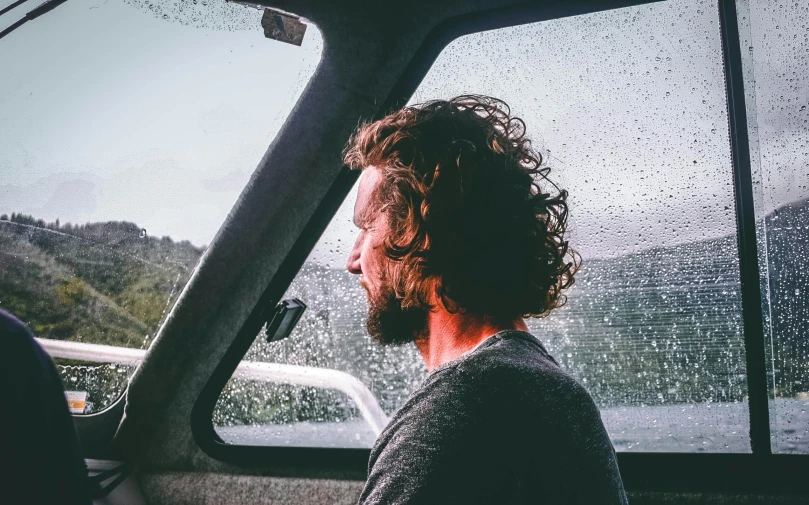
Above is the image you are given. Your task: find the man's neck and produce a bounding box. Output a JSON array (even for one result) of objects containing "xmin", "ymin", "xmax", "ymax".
[{"xmin": 415, "ymin": 309, "xmax": 528, "ymax": 371}]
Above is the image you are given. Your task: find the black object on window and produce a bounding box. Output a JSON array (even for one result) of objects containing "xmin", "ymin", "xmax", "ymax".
[{"xmin": 264, "ymin": 298, "xmax": 307, "ymax": 343}]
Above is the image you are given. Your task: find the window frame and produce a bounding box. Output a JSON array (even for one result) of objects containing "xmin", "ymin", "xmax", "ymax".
[{"xmin": 191, "ymin": 0, "xmax": 809, "ymax": 492}]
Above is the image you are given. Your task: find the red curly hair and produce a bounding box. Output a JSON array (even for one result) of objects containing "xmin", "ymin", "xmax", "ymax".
[{"xmin": 343, "ymin": 95, "xmax": 580, "ymax": 322}]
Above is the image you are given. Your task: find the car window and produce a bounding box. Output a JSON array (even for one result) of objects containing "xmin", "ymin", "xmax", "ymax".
[
  {"xmin": 212, "ymin": 0, "xmax": 765, "ymax": 453},
  {"xmin": 740, "ymin": 0, "xmax": 809, "ymax": 454},
  {"xmin": 214, "ymin": 181, "xmax": 424, "ymax": 448},
  {"xmin": 0, "ymin": 0, "xmax": 322, "ymax": 414}
]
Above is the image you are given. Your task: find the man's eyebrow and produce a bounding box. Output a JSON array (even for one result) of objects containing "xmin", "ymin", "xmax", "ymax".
[{"xmin": 353, "ymin": 207, "xmax": 368, "ymax": 228}]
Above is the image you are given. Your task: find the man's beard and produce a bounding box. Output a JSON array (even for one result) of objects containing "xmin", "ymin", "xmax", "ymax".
[{"xmin": 365, "ymin": 282, "xmax": 428, "ymax": 346}]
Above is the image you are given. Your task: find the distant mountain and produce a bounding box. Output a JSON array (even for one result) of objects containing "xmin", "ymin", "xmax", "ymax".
[
  {"xmin": 0, "ymin": 213, "xmax": 204, "ymax": 348},
  {"xmin": 527, "ymin": 197, "xmax": 806, "ymax": 403},
  {"xmin": 247, "ymin": 198, "xmax": 808, "ymax": 415},
  {"xmin": 2, "ymin": 197, "xmax": 806, "ymax": 417}
]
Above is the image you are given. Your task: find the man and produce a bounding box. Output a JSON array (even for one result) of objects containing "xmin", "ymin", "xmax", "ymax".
[{"xmin": 344, "ymin": 95, "xmax": 627, "ymax": 504}]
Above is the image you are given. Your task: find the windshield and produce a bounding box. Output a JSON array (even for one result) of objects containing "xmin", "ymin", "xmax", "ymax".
[{"xmin": 0, "ymin": 0, "xmax": 322, "ymax": 414}]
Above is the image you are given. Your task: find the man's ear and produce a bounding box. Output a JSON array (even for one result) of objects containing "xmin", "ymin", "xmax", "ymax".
[{"xmin": 430, "ymin": 278, "xmax": 459, "ymax": 314}]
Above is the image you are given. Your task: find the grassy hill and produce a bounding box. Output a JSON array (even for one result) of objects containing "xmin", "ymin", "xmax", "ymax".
[{"xmin": 0, "ymin": 213, "xmax": 204, "ymax": 348}]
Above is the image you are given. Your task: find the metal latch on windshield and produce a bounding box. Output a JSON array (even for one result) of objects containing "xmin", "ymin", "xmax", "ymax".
[
  {"xmin": 264, "ymin": 298, "xmax": 307, "ymax": 343},
  {"xmin": 225, "ymin": 1, "xmax": 307, "ymax": 46}
]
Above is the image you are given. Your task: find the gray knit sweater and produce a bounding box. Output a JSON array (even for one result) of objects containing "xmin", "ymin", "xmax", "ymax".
[{"xmin": 359, "ymin": 330, "xmax": 627, "ymax": 505}]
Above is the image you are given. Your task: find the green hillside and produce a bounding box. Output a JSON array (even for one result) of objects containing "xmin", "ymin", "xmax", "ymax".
[{"xmin": 0, "ymin": 213, "xmax": 204, "ymax": 348}]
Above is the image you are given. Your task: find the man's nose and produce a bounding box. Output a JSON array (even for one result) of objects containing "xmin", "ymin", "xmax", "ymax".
[{"xmin": 346, "ymin": 236, "xmax": 362, "ymax": 275}]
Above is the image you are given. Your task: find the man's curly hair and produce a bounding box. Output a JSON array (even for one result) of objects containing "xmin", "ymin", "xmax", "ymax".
[{"xmin": 343, "ymin": 95, "xmax": 580, "ymax": 323}]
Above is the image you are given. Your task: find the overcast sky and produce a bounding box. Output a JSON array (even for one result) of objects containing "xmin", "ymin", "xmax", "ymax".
[
  {"xmin": 0, "ymin": 0, "xmax": 322, "ymax": 248},
  {"xmin": 312, "ymin": 0, "xmax": 809, "ymax": 267},
  {"xmin": 1, "ymin": 0, "xmax": 806, "ymax": 266}
]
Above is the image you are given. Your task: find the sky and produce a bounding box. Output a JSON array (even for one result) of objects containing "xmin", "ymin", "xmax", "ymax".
[
  {"xmin": 0, "ymin": 0, "xmax": 323, "ymax": 247},
  {"xmin": 312, "ymin": 0, "xmax": 809, "ymax": 267},
  {"xmin": 0, "ymin": 0, "xmax": 806, "ymax": 266}
]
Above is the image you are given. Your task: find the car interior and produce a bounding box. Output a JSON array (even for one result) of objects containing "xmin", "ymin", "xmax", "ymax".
[{"xmin": 1, "ymin": 0, "xmax": 808, "ymax": 503}]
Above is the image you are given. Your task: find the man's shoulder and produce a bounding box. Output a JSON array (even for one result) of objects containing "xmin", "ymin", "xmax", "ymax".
[
  {"xmin": 364, "ymin": 331, "xmax": 625, "ymax": 505},
  {"xmin": 0, "ymin": 309, "xmax": 53, "ymax": 373},
  {"xmin": 458, "ymin": 330, "xmax": 559, "ymax": 371},
  {"xmin": 421, "ymin": 330, "xmax": 596, "ymax": 412},
  {"xmin": 0, "ymin": 308, "xmax": 34, "ymax": 339},
  {"xmin": 447, "ymin": 331, "xmax": 579, "ymax": 387}
]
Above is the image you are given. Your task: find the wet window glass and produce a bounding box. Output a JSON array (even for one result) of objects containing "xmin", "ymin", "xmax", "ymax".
[
  {"xmin": 740, "ymin": 0, "xmax": 809, "ymax": 454},
  {"xmin": 0, "ymin": 0, "xmax": 322, "ymax": 414},
  {"xmin": 214, "ymin": 182, "xmax": 425, "ymax": 447},
  {"xmin": 214, "ymin": 0, "xmax": 752, "ymax": 452}
]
